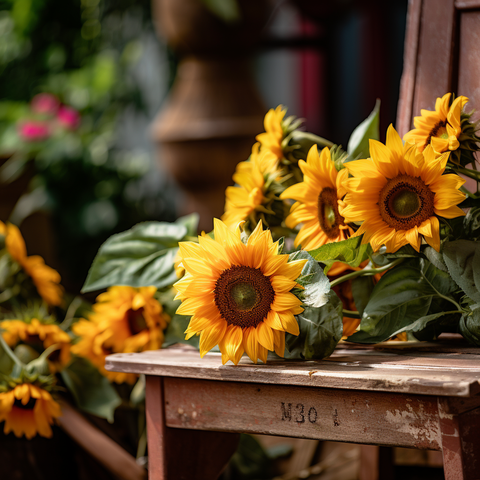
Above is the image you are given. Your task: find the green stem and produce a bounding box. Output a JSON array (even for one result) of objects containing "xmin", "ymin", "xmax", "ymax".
[
  {"xmin": 343, "ymin": 309, "xmax": 361, "ymax": 319},
  {"xmin": 330, "ymin": 259, "xmax": 403, "ymax": 289},
  {"xmin": 60, "ymin": 296, "xmax": 83, "ymax": 330},
  {"xmin": 0, "ymin": 332, "xmax": 24, "ymax": 368},
  {"xmin": 453, "ymin": 165, "xmax": 480, "ymax": 182}
]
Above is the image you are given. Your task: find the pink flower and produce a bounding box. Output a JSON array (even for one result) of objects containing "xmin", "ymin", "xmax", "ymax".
[
  {"xmin": 57, "ymin": 106, "xmax": 80, "ymax": 130},
  {"xmin": 31, "ymin": 93, "xmax": 59, "ymax": 115},
  {"xmin": 18, "ymin": 121, "xmax": 51, "ymax": 142}
]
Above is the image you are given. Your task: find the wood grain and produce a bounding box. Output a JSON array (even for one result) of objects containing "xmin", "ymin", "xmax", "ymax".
[
  {"xmin": 397, "ymin": 0, "xmax": 423, "ymax": 136},
  {"xmin": 106, "ymin": 345, "xmax": 480, "ymax": 397},
  {"xmin": 162, "ymin": 377, "xmax": 442, "ymax": 449},
  {"xmin": 456, "ymin": 0, "xmax": 480, "ymax": 8}
]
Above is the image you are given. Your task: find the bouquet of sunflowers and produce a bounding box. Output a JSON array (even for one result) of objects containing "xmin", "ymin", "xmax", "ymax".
[{"xmin": 77, "ymin": 92, "xmax": 480, "ymax": 366}]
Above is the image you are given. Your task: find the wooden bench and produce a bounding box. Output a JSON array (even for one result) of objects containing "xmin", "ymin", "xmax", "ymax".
[{"xmin": 106, "ymin": 338, "xmax": 480, "ymax": 479}]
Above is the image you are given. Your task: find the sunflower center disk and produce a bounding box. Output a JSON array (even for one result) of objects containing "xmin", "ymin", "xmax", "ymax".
[
  {"xmin": 14, "ymin": 397, "xmax": 37, "ymax": 410},
  {"xmin": 318, "ymin": 187, "xmax": 344, "ymax": 239},
  {"xmin": 126, "ymin": 307, "xmax": 147, "ymax": 335},
  {"xmin": 426, "ymin": 120, "xmax": 447, "ymax": 146},
  {"xmin": 230, "ymin": 283, "xmax": 258, "ymax": 310},
  {"xmin": 214, "ymin": 265, "xmax": 275, "ymax": 329},
  {"xmin": 379, "ymin": 174, "xmax": 435, "ymax": 230}
]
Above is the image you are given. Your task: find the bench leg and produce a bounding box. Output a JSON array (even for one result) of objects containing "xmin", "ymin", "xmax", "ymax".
[
  {"xmin": 146, "ymin": 375, "xmax": 239, "ymax": 480},
  {"xmin": 359, "ymin": 445, "xmax": 394, "ymax": 480},
  {"xmin": 439, "ymin": 399, "xmax": 480, "ymax": 480}
]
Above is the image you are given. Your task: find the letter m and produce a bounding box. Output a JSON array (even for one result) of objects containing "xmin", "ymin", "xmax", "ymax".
[{"xmin": 281, "ymin": 403, "xmax": 292, "ymax": 421}]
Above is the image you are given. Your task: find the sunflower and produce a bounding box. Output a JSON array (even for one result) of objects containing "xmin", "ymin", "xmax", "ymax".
[
  {"xmin": 72, "ymin": 286, "xmax": 169, "ymax": 383},
  {"xmin": 0, "ymin": 383, "xmax": 61, "ymax": 439},
  {"xmin": 222, "ymin": 143, "xmax": 280, "ymax": 228},
  {"xmin": 1, "ymin": 222, "xmax": 63, "ymax": 306},
  {"xmin": 280, "ymin": 145, "xmax": 353, "ymax": 250},
  {"xmin": 403, "ymin": 93, "xmax": 468, "ymax": 154},
  {"xmin": 256, "ymin": 105, "xmax": 287, "ymax": 159},
  {"xmin": 341, "ymin": 125, "xmax": 466, "ymax": 253},
  {"xmin": 1, "ymin": 318, "xmax": 71, "ymax": 372},
  {"xmin": 174, "ymin": 219, "xmax": 306, "ymax": 365}
]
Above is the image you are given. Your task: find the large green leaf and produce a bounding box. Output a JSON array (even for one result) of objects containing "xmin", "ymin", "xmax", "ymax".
[
  {"xmin": 443, "ymin": 240, "xmax": 480, "ymax": 304},
  {"xmin": 459, "ymin": 305, "xmax": 480, "ymax": 346},
  {"xmin": 285, "ymin": 291, "xmax": 343, "ymax": 360},
  {"xmin": 82, "ymin": 214, "xmax": 199, "ymax": 293},
  {"xmin": 346, "ymin": 99, "xmax": 380, "ymax": 160},
  {"xmin": 308, "ymin": 236, "xmax": 371, "ymax": 273},
  {"xmin": 390, "ymin": 311, "xmax": 457, "ymax": 338},
  {"xmin": 351, "ymin": 276, "xmax": 375, "ymax": 316},
  {"xmin": 348, "ymin": 259, "xmax": 457, "ymax": 343},
  {"xmin": 289, "ymin": 250, "xmax": 330, "ymax": 308},
  {"xmin": 61, "ymin": 357, "xmax": 121, "ymax": 422}
]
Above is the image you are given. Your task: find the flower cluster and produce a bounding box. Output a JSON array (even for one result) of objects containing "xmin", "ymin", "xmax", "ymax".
[
  {"xmin": 18, "ymin": 93, "xmax": 80, "ymax": 142},
  {"xmin": 72, "ymin": 286, "xmax": 170, "ymax": 383}
]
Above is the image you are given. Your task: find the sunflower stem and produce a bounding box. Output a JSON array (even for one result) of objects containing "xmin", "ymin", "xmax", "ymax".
[
  {"xmin": 452, "ymin": 165, "xmax": 480, "ymax": 182},
  {"xmin": 330, "ymin": 259, "xmax": 403, "ymax": 288},
  {"xmin": 0, "ymin": 331, "xmax": 24, "ymax": 368},
  {"xmin": 343, "ymin": 309, "xmax": 361, "ymax": 319}
]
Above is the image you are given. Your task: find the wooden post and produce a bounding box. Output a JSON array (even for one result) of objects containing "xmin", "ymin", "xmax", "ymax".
[
  {"xmin": 146, "ymin": 375, "xmax": 239, "ymax": 480},
  {"xmin": 438, "ymin": 399, "xmax": 480, "ymax": 480}
]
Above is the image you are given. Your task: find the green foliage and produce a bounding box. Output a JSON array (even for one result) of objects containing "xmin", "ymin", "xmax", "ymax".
[
  {"xmin": 226, "ymin": 434, "xmax": 274, "ymax": 479},
  {"xmin": 82, "ymin": 214, "xmax": 199, "ymax": 293},
  {"xmin": 289, "ymin": 250, "xmax": 330, "ymax": 308},
  {"xmin": 61, "ymin": 356, "xmax": 121, "ymax": 422},
  {"xmin": 346, "ymin": 99, "xmax": 381, "ymax": 161},
  {"xmin": 163, "ymin": 314, "xmax": 199, "ymax": 349},
  {"xmin": 308, "ymin": 236, "xmax": 371, "ymax": 273},
  {"xmin": 459, "ymin": 305, "xmax": 480, "ymax": 346},
  {"xmin": 348, "ymin": 259, "xmax": 459, "ymax": 343},
  {"xmin": 443, "ymin": 240, "xmax": 480, "ymax": 304},
  {"xmin": 351, "ymin": 276, "xmax": 375, "ymax": 316},
  {"xmin": 285, "ymin": 291, "xmax": 343, "ymax": 360}
]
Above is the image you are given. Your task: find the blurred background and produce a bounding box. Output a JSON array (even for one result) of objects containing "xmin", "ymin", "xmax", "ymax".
[{"xmin": 0, "ymin": 0, "xmax": 407, "ymax": 295}]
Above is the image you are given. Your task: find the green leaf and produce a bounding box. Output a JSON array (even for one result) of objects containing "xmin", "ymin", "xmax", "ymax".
[
  {"xmin": 289, "ymin": 250, "xmax": 330, "ymax": 308},
  {"xmin": 443, "ymin": 240, "xmax": 480, "ymax": 304},
  {"xmin": 82, "ymin": 219, "xmax": 191, "ymax": 293},
  {"xmin": 285, "ymin": 291, "xmax": 343, "ymax": 360},
  {"xmin": 346, "ymin": 99, "xmax": 380, "ymax": 160},
  {"xmin": 61, "ymin": 357, "xmax": 121, "ymax": 422},
  {"xmin": 424, "ymin": 246, "xmax": 448, "ymax": 273},
  {"xmin": 459, "ymin": 305, "xmax": 480, "ymax": 346},
  {"xmin": 370, "ymin": 244, "xmax": 420, "ymax": 266},
  {"xmin": 163, "ymin": 314, "xmax": 199, "ymax": 349},
  {"xmin": 308, "ymin": 236, "xmax": 371, "ymax": 272},
  {"xmin": 390, "ymin": 311, "xmax": 455, "ymax": 337},
  {"xmin": 348, "ymin": 259, "xmax": 456, "ymax": 344},
  {"xmin": 351, "ymin": 276, "xmax": 375, "ymax": 316},
  {"xmin": 175, "ymin": 213, "xmax": 200, "ymax": 237}
]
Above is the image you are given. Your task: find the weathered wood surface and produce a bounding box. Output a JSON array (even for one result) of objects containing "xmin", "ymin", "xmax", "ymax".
[
  {"xmin": 106, "ymin": 342, "xmax": 480, "ymax": 397},
  {"xmin": 161, "ymin": 377, "xmax": 442, "ymax": 450}
]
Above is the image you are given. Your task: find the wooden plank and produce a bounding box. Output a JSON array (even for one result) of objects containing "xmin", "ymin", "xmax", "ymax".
[
  {"xmin": 458, "ymin": 11, "xmax": 480, "ymax": 124},
  {"xmin": 456, "ymin": 0, "xmax": 480, "ymax": 8},
  {"xmin": 162, "ymin": 377, "xmax": 442, "ymax": 450},
  {"xmin": 397, "ymin": 0, "xmax": 423, "ymax": 136},
  {"xmin": 106, "ymin": 347, "xmax": 480, "ymax": 397},
  {"xmin": 411, "ymin": 0, "xmax": 457, "ymax": 121}
]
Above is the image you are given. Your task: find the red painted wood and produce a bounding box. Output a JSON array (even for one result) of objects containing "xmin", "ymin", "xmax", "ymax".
[
  {"xmin": 439, "ymin": 399, "xmax": 480, "ymax": 479},
  {"xmin": 145, "ymin": 376, "xmax": 239, "ymax": 480}
]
